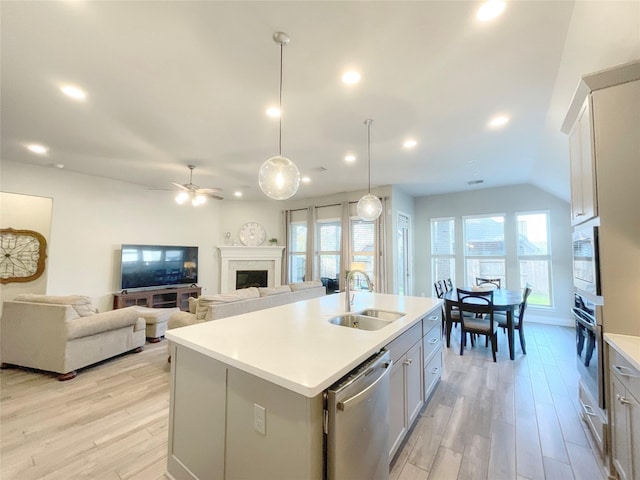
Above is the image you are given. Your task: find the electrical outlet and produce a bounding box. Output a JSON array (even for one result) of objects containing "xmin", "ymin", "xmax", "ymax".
[{"xmin": 254, "ymin": 403, "xmax": 266, "ymax": 435}]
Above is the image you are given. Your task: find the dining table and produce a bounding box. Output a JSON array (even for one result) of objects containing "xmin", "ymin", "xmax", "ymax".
[{"xmin": 443, "ymin": 287, "xmax": 523, "ymax": 360}]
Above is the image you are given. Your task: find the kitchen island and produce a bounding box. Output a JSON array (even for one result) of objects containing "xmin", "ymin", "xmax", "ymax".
[{"xmin": 165, "ymin": 292, "xmax": 442, "ymax": 480}]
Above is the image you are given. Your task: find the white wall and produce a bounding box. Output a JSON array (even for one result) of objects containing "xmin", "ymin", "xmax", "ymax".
[
  {"xmin": 0, "ymin": 192, "xmax": 53, "ymax": 308},
  {"xmin": 414, "ymin": 184, "xmax": 573, "ymax": 325},
  {"xmin": 1, "ymin": 161, "xmax": 227, "ymax": 310}
]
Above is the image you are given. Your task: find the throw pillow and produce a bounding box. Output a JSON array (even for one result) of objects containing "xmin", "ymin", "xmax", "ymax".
[
  {"xmin": 13, "ymin": 294, "xmax": 99, "ymax": 317},
  {"xmin": 187, "ymin": 297, "xmax": 198, "ymax": 314},
  {"xmin": 289, "ymin": 280, "xmax": 323, "ymax": 292}
]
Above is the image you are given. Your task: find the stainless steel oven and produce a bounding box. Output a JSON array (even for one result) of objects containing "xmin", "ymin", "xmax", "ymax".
[
  {"xmin": 573, "ymin": 293, "xmax": 604, "ymax": 408},
  {"xmin": 572, "ymin": 218, "xmax": 601, "ymax": 298}
]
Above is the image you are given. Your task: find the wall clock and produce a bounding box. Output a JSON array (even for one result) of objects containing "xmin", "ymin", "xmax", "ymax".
[
  {"xmin": 239, "ymin": 222, "xmax": 266, "ymax": 246},
  {"xmin": 0, "ymin": 228, "xmax": 48, "ymax": 284}
]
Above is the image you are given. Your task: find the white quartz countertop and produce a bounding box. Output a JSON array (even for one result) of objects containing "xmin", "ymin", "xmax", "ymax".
[
  {"xmin": 166, "ymin": 292, "xmax": 441, "ymax": 398},
  {"xmin": 605, "ymin": 333, "xmax": 640, "ymax": 372}
]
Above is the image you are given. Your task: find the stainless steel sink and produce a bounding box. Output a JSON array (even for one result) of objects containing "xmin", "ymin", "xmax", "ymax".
[
  {"xmin": 355, "ymin": 309, "xmax": 405, "ymax": 321},
  {"xmin": 328, "ymin": 314, "xmax": 393, "ymax": 331}
]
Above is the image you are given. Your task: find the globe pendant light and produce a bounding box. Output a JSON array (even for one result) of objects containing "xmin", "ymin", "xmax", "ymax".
[
  {"xmin": 357, "ymin": 119, "xmax": 382, "ymax": 221},
  {"xmin": 258, "ymin": 32, "xmax": 300, "ymax": 200}
]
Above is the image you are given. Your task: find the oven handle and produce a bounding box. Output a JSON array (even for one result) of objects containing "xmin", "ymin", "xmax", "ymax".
[{"xmin": 572, "ymin": 308, "xmax": 596, "ymax": 331}]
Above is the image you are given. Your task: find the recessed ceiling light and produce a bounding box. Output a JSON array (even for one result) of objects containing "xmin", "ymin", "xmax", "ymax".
[
  {"xmin": 403, "ymin": 139, "xmax": 417, "ymax": 149},
  {"xmin": 234, "ymin": 191, "xmax": 243, "ymax": 197},
  {"xmin": 53, "ymin": 163, "xmax": 65, "ymax": 169},
  {"xmin": 26, "ymin": 144, "xmax": 48, "ymax": 155},
  {"xmin": 345, "ymin": 154, "xmax": 356, "ymax": 163},
  {"xmin": 342, "ymin": 71, "xmax": 361, "ymax": 85},
  {"xmin": 266, "ymin": 107, "xmax": 281, "ymax": 118},
  {"xmin": 488, "ymin": 115, "xmax": 509, "ymax": 128},
  {"xmin": 60, "ymin": 85, "xmax": 87, "ymax": 100},
  {"xmin": 477, "ymin": 0, "xmax": 506, "ymax": 21},
  {"xmin": 301, "ymin": 176, "xmax": 311, "ymax": 183}
]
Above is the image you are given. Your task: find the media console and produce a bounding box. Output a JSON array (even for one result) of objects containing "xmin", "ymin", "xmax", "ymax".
[{"xmin": 113, "ymin": 286, "xmax": 201, "ymax": 311}]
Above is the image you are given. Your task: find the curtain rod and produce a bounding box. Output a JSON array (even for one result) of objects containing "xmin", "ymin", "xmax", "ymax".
[{"xmin": 285, "ymin": 196, "xmax": 387, "ymax": 213}]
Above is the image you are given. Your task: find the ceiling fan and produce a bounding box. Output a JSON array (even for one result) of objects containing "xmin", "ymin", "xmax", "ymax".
[{"xmin": 171, "ymin": 165, "xmax": 224, "ymax": 205}]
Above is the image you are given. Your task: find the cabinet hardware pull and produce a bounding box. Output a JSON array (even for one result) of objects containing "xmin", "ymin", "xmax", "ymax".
[
  {"xmin": 428, "ymin": 338, "xmax": 438, "ymax": 344},
  {"xmin": 430, "ymin": 367, "xmax": 440, "ymax": 374},
  {"xmin": 613, "ymin": 364, "xmax": 640, "ymax": 378},
  {"xmin": 582, "ymin": 404, "xmax": 596, "ymax": 417},
  {"xmin": 617, "ymin": 394, "xmax": 631, "ymax": 406},
  {"xmin": 428, "ymin": 315, "xmax": 438, "ymax": 321},
  {"xmin": 403, "ymin": 359, "xmax": 412, "ymax": 366}
]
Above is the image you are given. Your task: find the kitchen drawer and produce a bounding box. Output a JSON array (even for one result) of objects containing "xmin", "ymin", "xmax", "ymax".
[
  {"xmin": 578, "ymin": 380, "xmax": 606, "ymax": 455},
  {"xmin": 386, "ymin": 323, "xmax": 422, "ymax": 365},
  {"xmin": 424, "ymin": 349, "xmax": 442, "ymax": 400},
  {"xmin": 609, "ymin": 347, "xmax": 640, "ymax": 400},
  {"xmin": 422, "ymin": 309, "xmax": 441, "ymax": 337},
  {"xmin": 422, "ymin": 328, "xmax": 441, "ymax": 367}
]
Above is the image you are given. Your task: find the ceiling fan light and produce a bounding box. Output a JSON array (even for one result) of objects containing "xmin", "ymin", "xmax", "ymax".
[
  {"xmin": 192, "ymin": 194, "xmax": 206, "ymax": 206},
  {"xmin": 357, "ymin": 193, "xmax": 382, "ymax": 221},
  {"xmin": 258, "ymin": 155, "xmax": 300, "ymax": 200},
  {"xmin": 175, "ymin": 192, "xmax": 189, "ymax": 204}
]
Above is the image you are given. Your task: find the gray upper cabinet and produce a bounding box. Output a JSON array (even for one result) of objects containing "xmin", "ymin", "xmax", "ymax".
[{"xmin": 567, "ymin": 97, "xmax": 597, "ymax": 225}]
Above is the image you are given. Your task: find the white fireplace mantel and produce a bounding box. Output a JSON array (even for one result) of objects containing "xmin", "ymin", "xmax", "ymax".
[{"xmin": 218, "ymin": 246, "xmax": 285, "ymax": 293}]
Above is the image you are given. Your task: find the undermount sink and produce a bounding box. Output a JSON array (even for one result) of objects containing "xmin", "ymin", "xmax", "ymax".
[
  {"xmin": 328, "ymin": 314, "xmax": 393, "ymax": 331},
  {"xmin": 355, "ymin": 309, "xmax": 405, "ymax": 321},
  {"xmin": 328, "ymin": 309, "xmax": 405, "ymax": 331}
]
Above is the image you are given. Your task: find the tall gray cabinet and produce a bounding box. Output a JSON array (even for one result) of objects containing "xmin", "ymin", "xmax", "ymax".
[{"xmin": 562, "ymin": 59, "xmax": 640, "ymax": 479}]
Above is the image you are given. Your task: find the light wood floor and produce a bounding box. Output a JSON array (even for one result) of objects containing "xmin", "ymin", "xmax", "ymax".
[{"xmin": 0, "ymin": 323, "xmax": 607, "ymax": 480}]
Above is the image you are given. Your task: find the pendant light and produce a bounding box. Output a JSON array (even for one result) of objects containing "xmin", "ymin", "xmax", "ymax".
[
  {"xmin": 258, "ymin": 32, "xmax": 300, "ymax": 200},
  {"xmin": 357, "ymin": 119, "xmax": 383, "ymax": 221}
]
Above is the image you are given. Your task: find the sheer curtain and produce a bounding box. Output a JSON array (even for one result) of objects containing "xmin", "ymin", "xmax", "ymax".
[
  {"xmin": 281, "ymin": 210, "xmax": 291, "ymax": 283},
  {"xmin": 339, "ymin": 202, "xmax": 351, "ymax": 292},
  {"xmin": 306, "ymin": 206, "xmax": 317, "ymax": 281},
  {"xmin": 375, "ymin": 197, "xmax": 388, "ymax": 293}
]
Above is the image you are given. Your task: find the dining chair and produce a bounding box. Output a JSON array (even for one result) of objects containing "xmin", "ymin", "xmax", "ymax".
[
  {"xmin": 445, "ymin": 278, "xmax": 454, "ymax": 291},
  {"xmin": 495, "ymin": 285, "xmax": 532, "ymax": 354},
  {"xmin": 456, "ymin": 288, "xmax": 498, "ymax": 362},
  {"xmin": 476, "ymin": 277, "xmax": 501, "ymax": 289},
  {"xmin": 438, "ymin": 279, "xmax": 449, "ymax": 294}
]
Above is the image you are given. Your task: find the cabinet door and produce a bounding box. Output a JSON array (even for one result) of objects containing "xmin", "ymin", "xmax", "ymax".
[
  {"xmin": 632, "ymin": 392, "xmax": 640, "ymax": 480},
  {"xmin": 569, "ymin": 98, "xmax": 597, "ymax": 225},
  {"xmin": 405, "ymin": 340, "xmax": 423, "ymax": 427},
  {"xmin": 388, "ymin": 360, "xmax": 406, "ymax": 459},
  {"xmin": 611, "ymin": 376, "xmax": 632, "ymax": 480}
]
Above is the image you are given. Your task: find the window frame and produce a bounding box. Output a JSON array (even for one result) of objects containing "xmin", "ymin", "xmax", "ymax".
[
  {"xmin": 462, "ymin": 213, "xmax": 506, "ymax": 288},
  {"xmin": 516, "ymin": 210, "xmax": 553, "ymax": 308},
  {"xmin": 430, "ymin": 217, "xmax": 456, "ymax": 295}
]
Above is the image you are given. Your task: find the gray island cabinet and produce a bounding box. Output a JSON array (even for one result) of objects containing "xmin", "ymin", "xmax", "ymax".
[{"xmin": 165, "ymin": 293, "xmax": 442, "ymax": 480}]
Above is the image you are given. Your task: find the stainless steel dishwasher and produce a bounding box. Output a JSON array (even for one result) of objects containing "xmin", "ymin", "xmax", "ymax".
[{"xmin": 325, "ymin": 349, "xmax": 392, "ymax": 480}]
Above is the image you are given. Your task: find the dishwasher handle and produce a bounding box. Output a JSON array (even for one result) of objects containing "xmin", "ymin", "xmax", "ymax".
[{"xmin": 337, "ymin": 360, "xmax": 393, "ymax": 412}]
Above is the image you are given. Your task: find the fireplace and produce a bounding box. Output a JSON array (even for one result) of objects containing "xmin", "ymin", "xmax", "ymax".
[
  {"xmin": 218, "ymin": 246, "xmax": 284, "ymax": 293},
  {"xmin": 236, "ymin": 270, "xmax": 268, "ymax": 289}
]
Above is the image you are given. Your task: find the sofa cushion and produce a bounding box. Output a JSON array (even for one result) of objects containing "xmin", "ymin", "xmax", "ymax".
[
  {"xmin": 187, "ymin": 297, "xmax": 198, "ymax": 314},
  {"xmin": 289, "ymin": 280, "xmax": 323, "ymax": 292},
  {"xmin": 13, "ymin": 294, "xmax": 99, "ymax": 317},
  {"xmin": 235, "ymin": 287, "xmax": 260, "ymax": 299},
  {"xmin": 258, "ymin": 285, "xmax": 292, "ymax": 297}
]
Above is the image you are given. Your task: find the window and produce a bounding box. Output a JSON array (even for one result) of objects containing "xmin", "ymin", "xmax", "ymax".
[
  {"xmin": 318, "ymin": 221, "xmax": 341, "ymax": 285},
  {"xmin": 289, "ymin": 222, "xmax": 307, "ymax": 283},
  {"xmin": 431, "ymin": 218, "xmax": 455, "ymax": 293},
  {"xmin": 517, "ymin": 212, "xmax": 552, "ymax": 306},
  {"xmin": 464, "ymin": 215, "xmax": 505, "ymax": 287},
  {"xmin": 351, "ymin": 219, "xmax": 375, "ymax": 290}
]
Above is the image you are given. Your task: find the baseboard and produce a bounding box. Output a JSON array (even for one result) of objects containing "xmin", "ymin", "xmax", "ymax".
[{"xmin": 526, "ymin": 314, "xmax": 574, "ymax": 327}]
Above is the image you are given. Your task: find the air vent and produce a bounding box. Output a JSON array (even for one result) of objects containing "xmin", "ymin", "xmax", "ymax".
[{"xmin": 467, "ymin": 180, "xmax": 484, "ymax": 185}]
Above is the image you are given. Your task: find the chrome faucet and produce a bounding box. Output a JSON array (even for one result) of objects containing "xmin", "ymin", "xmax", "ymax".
[{"xmin": 345, "ymin": 269, "xmax": 374, "ymax": 312}]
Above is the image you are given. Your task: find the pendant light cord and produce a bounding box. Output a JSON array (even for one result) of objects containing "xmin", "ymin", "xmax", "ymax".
[
  {"xmin": 365, "ymin": 119, "xmax": 373, "ymax": 193},
  {"xmin": 278, "ymin": 43, "xmax": 283, "ymax": 156}
]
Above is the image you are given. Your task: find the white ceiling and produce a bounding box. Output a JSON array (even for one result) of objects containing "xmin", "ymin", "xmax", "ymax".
[{"xmin": 1, "ymin": 1, "xmax": 638, "ymax": 202}]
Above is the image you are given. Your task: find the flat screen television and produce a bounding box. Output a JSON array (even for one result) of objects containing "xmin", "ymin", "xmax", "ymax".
[{"xmin": 120, "ymin": 244, "xmax": 198, "ymax": 290}]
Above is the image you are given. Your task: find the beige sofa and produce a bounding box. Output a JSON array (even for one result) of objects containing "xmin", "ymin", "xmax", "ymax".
[
  {"xmin": 168, "ymin": 281, "xmax": 326, "ymax": 329},
  {"xmin": 0, "ymin": 294, "xmax": 146, "ymax": 380}
]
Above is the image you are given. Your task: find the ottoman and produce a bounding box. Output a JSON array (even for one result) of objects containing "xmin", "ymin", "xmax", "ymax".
[{"xmin": 134, "ymin": 306, "xmax": 181, "ymax": 342}]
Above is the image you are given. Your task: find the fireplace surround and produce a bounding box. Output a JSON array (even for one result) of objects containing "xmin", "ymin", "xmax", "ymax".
[{"xmin": 218, "ymin": 246, "xmax": 284, "ymax": 293}]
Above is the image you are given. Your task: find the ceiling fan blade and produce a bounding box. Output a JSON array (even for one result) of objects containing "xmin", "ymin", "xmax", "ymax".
[
  {"xmin": 206, "ymin": 192, "xmax": 224, "ymax": 200},
  {"xmin": 196, "ymin": 187, "xmax": 223, "ymax": 194},
  {"xmin": 170, "ymin": 182, "xmax": 190, "ymax": 191}
]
